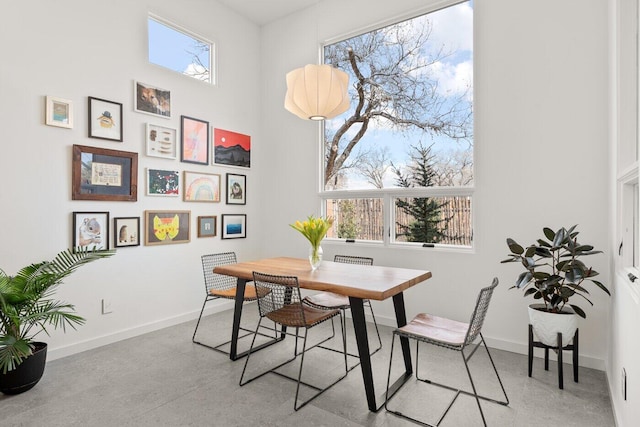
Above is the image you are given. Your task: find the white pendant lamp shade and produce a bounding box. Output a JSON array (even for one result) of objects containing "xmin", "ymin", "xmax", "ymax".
[{"xmin": 284, "ymin": 64, "xmax": 350, "ymax": 121}]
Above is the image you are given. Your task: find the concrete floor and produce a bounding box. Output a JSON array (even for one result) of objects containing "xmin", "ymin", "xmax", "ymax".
[{"xmin": 0, "ymin": 308, "xmax": 615, "ymax": 426}]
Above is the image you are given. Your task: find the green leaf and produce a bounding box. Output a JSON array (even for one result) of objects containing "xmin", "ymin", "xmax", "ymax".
[
  {"xmin": 552, "ymin": 227, "xmax": 567, "ymax": 247},
  {"xmin": 525, "ymin": 246, "xmax": 536, "ymax": 257},
  {"xmin": 536, "ymin": 239, "xmax": 551, "ymax": 248},
  {"xmin": 507, "ymin": 238, "xmax": 524, "ymax": 255},
  {"xmin": 515, "ymin": 271, "xmax": 533, "ymax": 288},
  {"xmin": 543, "ymin": 227, "xmax": 555, "ymax": 241},
  {"xmin": 590, "ymin": 280, "xmax": 611, "ymax": 295},
  {"xmin": 534, "ymin": 247, "xmax": 553, "ymax": 258},
  {"xmin": 570, "ymin": 304, "xmax": 586, "ymax": 319},
  {"xmin": 533, "ymin": 271, "xmax": 550, "ymax": 280},
  {"xmin": 524, "ymin": 288, "xmax": 537, "ymax": 296}
]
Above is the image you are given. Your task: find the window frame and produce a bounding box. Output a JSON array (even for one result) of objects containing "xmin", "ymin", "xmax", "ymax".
[
  {"xmin": 318, "ymin": 0, "xmax": 474, "ymax": 251},
  {"xmin": 147, "ymin": 13, "xmax": 217, "ymax": 86}
]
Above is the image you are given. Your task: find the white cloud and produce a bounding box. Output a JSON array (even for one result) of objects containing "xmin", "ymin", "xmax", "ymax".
[{"xmin": 427, "ymin": 2, "xmax": 473, "ymax": 53}]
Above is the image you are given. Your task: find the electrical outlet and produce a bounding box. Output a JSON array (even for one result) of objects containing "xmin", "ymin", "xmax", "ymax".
[
  {"xmin": 622, "ymin": 368, "xmax": 627, "ymax": 401},
  {"xmin": 101, "ymin": 299, "xmax": 113, "ymax": 315}
]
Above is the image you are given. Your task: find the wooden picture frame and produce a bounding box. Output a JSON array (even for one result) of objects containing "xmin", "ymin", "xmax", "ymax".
[
  {"xmin": 88, "ymin": 96, "xmax": 123, "ymax": 142},
  {"xmin": 146, "ymin": 168, "xmax": 179, "ymax": 197},
  {"xmin": 226, "ymin": 173, "xmax": 246, "ymax": 205},
  {"xmin": 45, "ymin": 96, "xmax": 73, "ymax": 128},
  {"xmin": 73, "ymin": 211, "xmax": 109, "ymax": 251},
  {"xmin": 221, "ymin": 214, "xmax": 246, "ymax": 239},
  {"xmin": 181, "ymin": 115, "xmax": 209, "ymax": 165},
  {"xmin": 146, "ymin": 123, "xmax": 177, "ymax": 159},
  {"xmin": 134, "ymin": 81, "xmax": 171, "ymax": 118},
  {"xmin": 113, "ymin": 217, "xmax": 140, "ymax": 247},
  {"xmin": 72, "ymin": 144, "xmax": 138, "ymax": 202},
  {"xmin": 213, "ymin": 128, "xmax": 251, "ymax": 168},
  {"xmin": 144, "ymin": 210, "xmax": 190, "ymax": 245},
  {"xmin": 197, "ymin": 216, "xmax": 217, "ymax": 238},
  {"xmin": 183, "ymin": 171, "xmax": 220, "ymax": 202}
]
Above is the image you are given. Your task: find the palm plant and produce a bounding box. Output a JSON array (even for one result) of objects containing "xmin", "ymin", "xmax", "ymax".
[{"xmin": 0, "ymin": 248, "xmax": 115, "ymax": 373}]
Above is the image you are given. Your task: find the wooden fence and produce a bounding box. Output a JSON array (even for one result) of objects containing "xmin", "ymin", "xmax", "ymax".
[{"xmin": 327, "ymin": 196, "xmax": 472, "ymax": 246}]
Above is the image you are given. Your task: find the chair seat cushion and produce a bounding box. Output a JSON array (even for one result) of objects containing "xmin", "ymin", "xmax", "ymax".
[
  {"xmin": 267, "ymin": 303, "xmax": 340, "ymax": 328},
  {"xmin": 209, "ymin": 283, "xmax": 258, "ymax": 300},
  {"xmin": 304, "ymin": 292, "xmax": 350, "ymax": 309},
  {"xmin": 397, "ymin": 313, "xmax": 469, "ymax": 347}
]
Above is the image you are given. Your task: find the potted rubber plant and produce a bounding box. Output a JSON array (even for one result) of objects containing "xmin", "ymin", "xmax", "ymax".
[
  {"xmin": 501, "ymin": 225, "xmax": 610, "ymax": 346},
  {"xmin": 0, "ymin": 247, "xmax": 115, "ymax": 394}
]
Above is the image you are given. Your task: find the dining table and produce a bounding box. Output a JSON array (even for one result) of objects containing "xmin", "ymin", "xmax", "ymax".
[{"xmin": 213, "ymin": 256, "xmax": 432, "ymax": 412}]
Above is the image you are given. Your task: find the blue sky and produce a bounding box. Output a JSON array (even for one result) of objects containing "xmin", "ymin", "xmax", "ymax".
[
  {"xmin": 148, "ymin": 18, "xmax": 210, "ymax": 81},
  {"xmin": 324, "ymin": 1, "xmax": 473, "ymax": 189}
]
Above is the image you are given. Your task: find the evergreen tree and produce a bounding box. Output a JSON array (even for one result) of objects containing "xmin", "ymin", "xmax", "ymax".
[{"xmin": 393, "ymin": 143, "xmax": 450, "ymax": 243}]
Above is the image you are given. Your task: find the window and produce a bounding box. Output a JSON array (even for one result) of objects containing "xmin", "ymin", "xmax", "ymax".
[
  {"xmin": 148, "ymin": 14, "xmax": 215, "ymax": 84},
  {"xmin": 321, "ymin": 0, "xmax": 473, "ymax": 248},
  {"xmin": 616, "ymin": 0, "xmax": 640, "ymax": 292}
]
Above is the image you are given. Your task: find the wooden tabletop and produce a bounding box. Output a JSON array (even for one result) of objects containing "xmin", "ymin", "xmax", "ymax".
[{"xmin": 213, "ymin": 256, "xmax": 432, "ymax": 301}]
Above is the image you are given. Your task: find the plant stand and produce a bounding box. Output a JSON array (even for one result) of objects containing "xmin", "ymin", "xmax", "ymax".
[{"xmin": 528, "ymin": 324, "xmax": 578, "ymax": 389}]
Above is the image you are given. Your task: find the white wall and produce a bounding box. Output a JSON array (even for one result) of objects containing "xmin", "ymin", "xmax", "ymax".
[
  {"xmin": 0, "ymin": 0, "xmax": 262, "ymax": 358},
  {"xmin": 608, "ymin": 0, "xmax": 640, "ymax": 425},
  {"xmin": 260, "ymin": 0, "xmax": 611, "ymax": 369},
  {"xmin": 1, "ymin": 0, "xmax": 624, "ymax": 420}
]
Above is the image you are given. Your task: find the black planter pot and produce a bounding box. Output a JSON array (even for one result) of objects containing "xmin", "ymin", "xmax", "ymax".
[{"xmin": 0, "ymin": 342, "xmax": 47, "ymax": 395}]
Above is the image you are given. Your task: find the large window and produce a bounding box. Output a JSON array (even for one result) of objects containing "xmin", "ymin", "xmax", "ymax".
[
  {"xmin": 321, "ymin": 0, "xmax": 473, "ymax": 248},
  {"xmin": 148, "ymin": 14, "xmax": 215, "ymax": 84}
]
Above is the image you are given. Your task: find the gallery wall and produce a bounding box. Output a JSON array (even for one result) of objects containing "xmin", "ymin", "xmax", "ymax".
[
  {"xmin": 0, "ymin": 0, "xmax": 620, "ymax": 417},
  {"xmin": 0, "ymin": 0, "xmax": 263, "ymax": 358}
]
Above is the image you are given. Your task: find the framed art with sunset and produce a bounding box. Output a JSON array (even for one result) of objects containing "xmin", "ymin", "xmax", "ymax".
[{"xmin": 213, "ymin": 128, "xmax": 250, "ymax": 168}]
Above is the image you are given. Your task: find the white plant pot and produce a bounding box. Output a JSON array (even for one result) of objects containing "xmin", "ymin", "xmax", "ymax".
[{"xmin": 528, "ymin": 304, "xmax": 578, "ymax": 347}]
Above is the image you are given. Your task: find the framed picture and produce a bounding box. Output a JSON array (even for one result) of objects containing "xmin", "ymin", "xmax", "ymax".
[
  {"xmin": 134, "ymin": 81, "xmax": 171, "ymax": 118},
  {"xmin": 146, "ymin": 168, "xmax": 179, "ymax": 197},
  {"xmin": 113, "ymin": 217, "xmax": 140, "ymax": 247},
  {"xmin": 72, "ymin": 144, "xmax": 138, "ymax": 202},
  {"xmin": 221, "ymin": 214, "xmax": 246, "ymax": 239},
  {"xmin": 88, "ymin": 96, "xmax": 123, "ymax": 141},
  {"xmin": 181, "ymin": 116, "xmax": 209, "ymax": 165},
  {"xmin": 226, "ymin": 173, "xmax": 246, "ymax": 205},
  {"xmin": 144, "ymin": 210, "xmax": 190, "ymax": 245},
  {"xmin": 214, "ymin": 128, "xmax": 251, "ymax": 168},
  {"xmin": 73, "ymin": 211, "xmax": 109, "ymax": 251},
  {"xmin": 197, "ymin": 216, "xmax": 217, "ymax": 238},
  {"xmin": 45, "ymin": 96, "xmax": 73, "ymax": 128},
  {"xmin": 146, "ymin": 123, "xmax": 177, "ymax": 159},
  {"xmin": 183, "ymin": 171, "xmax": 220, "ymax": 202}
]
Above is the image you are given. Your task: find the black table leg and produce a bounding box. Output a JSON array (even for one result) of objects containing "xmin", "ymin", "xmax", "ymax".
[
  {"xmin": 229, "ymin": 278, "xmax": 247, "ymax": 360},
  {"xmin": 229, "ymin": 277, "xmax": 284, "ymax": 361},
  {"xmin": 392, "ymin": 293, "xmax": 412, "ymax": 375},
  {"xmin": 349, "ymin": 296, "xmax": 376, "ymax": 411}
]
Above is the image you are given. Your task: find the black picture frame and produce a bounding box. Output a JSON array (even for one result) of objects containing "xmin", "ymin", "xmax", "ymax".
[
  {"xmin": 113, "ymin": 217, "xmax": 141, "ymax": 247},
  {"xmin": 226, "ymin": 173, "xmax": 246, "ymax": 205},
  {"xmin": 73, "ymin": 211, "xmax": 109, "ymax": 251},
  {"xmin": 88, "ymin": 96, "xmax": 123, "ymax": 142},
  {"xmin": 221, "ymin": 214, "xmax": 246, "ymax": 239}
]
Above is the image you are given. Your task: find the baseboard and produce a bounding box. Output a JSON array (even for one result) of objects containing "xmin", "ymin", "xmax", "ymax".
[
  {"xmin": 47, "ymin": 300, "xmax": 236, "ymax": 362},
  {"xmin": 48, "ymin": 303, "xmax": 605, "ymax": 372}
]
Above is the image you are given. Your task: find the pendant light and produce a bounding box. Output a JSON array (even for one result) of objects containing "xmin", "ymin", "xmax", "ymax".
[{"xmin": 284, "ymin": 64, "xmax": 350, "ymax": 121}]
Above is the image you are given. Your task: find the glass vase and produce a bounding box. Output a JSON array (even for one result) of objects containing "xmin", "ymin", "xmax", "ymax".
[{"xmin": 309, "ymin": 244, "xmax": 323, "ymax": 271}]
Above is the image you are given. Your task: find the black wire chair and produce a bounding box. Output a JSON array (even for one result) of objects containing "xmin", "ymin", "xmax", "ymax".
[
  {"xmin": 303, "ymin": 255, "xmax": 382, "ymax": 359},
  {"xmin": 384, "ymin": 278, "xmax": 509, "ymax": 427},
  {"xmin": 239, "ymin": 272, "xmax": 349, "ymax": 411},
  {"xmin": 192, "ymin": 252, "xmax": 275, "ymax": 355}
]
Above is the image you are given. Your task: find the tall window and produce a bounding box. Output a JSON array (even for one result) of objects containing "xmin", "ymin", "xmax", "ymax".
[
  {"xmin": 322, "ymin": 0, "xmax": 473, "ymax": 248},
  {"xmin": 148, "ymin": 14, "xmax": 215, "ymax": 84}
]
